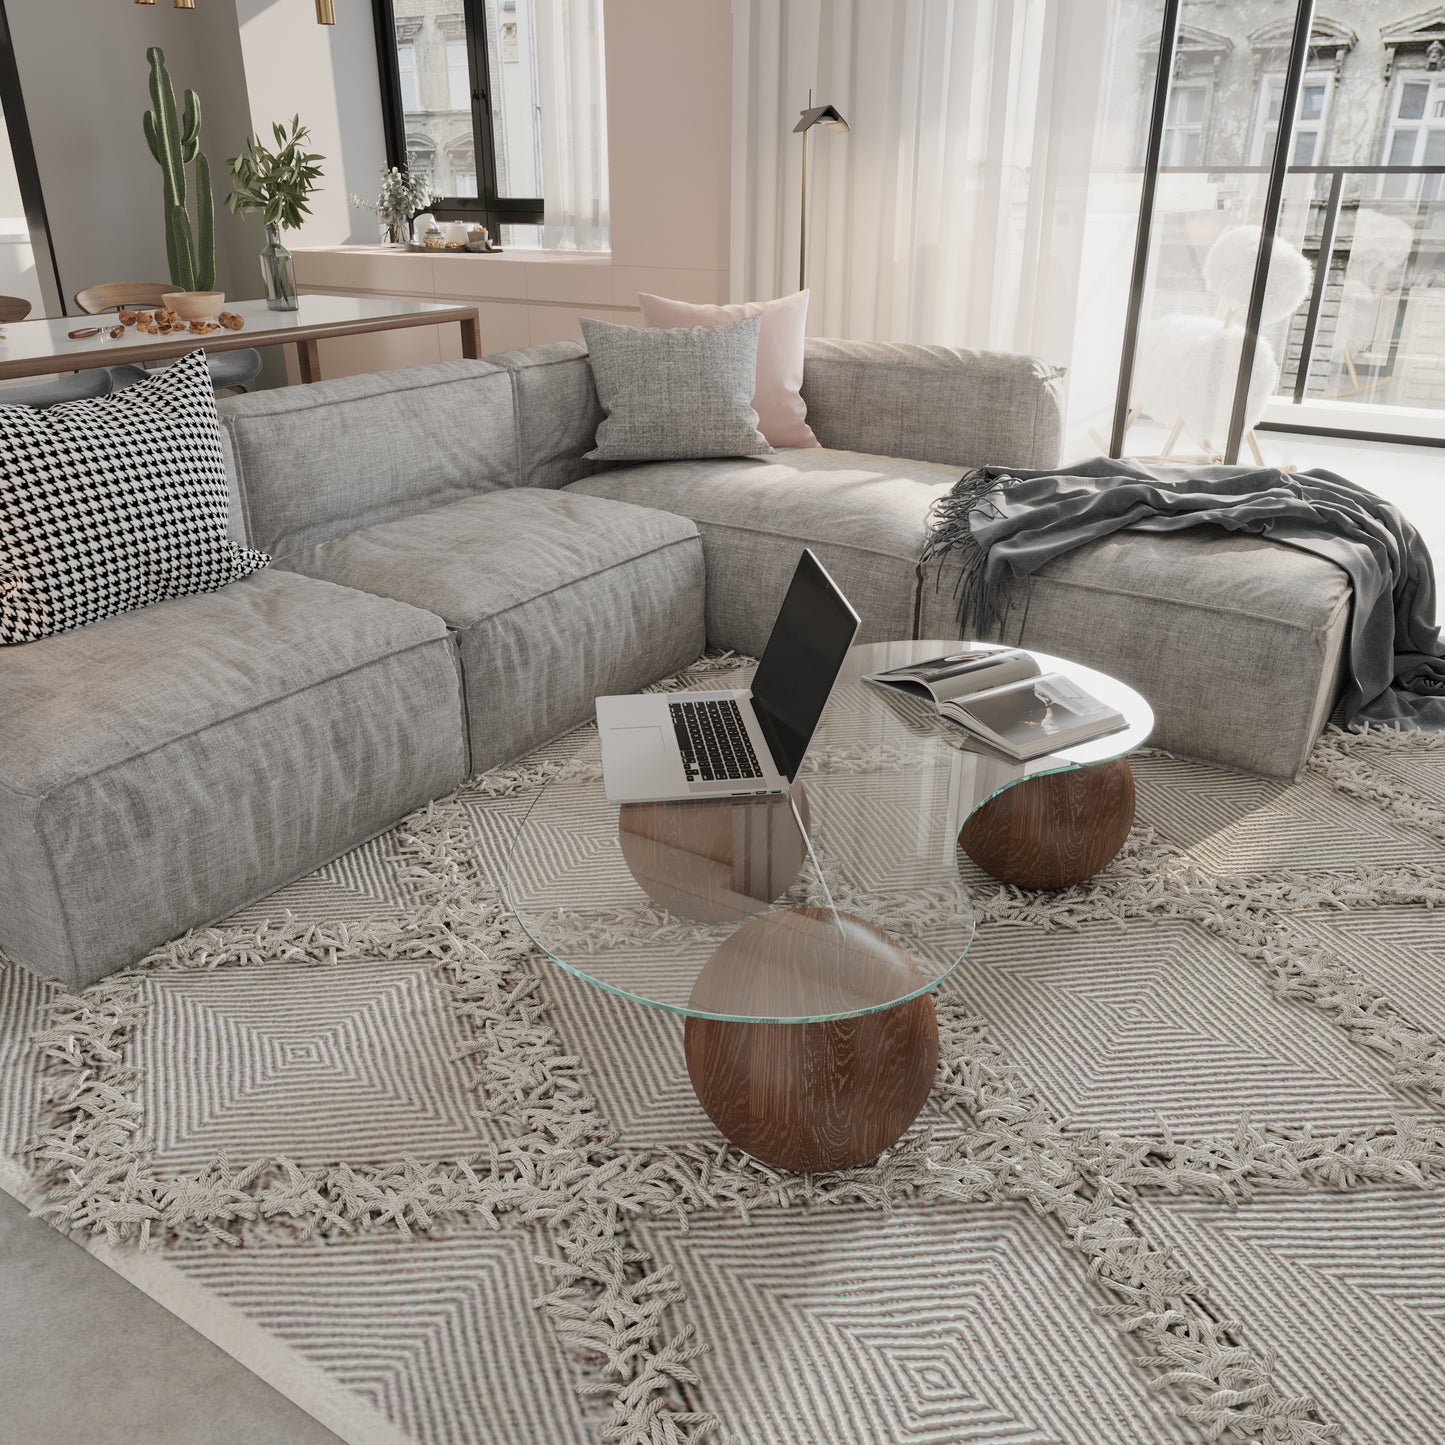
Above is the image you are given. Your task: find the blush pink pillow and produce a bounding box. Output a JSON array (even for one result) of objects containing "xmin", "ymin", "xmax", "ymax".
[{"xmin": 637, "ymin": 290, "xmax": 819, "ymax": 449}]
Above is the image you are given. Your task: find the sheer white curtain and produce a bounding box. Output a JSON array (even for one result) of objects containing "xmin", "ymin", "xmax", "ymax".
[
  {"xmin": 731, "ymin": 0, "xmax": 1110, "ymax": 362},
  {"xmin": 536, "ymin": 0, "xmax": 610, "ymax": 251}
]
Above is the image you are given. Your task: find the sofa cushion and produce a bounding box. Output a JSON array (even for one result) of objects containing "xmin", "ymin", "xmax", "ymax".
[
  {"xmin": 638, "ymin": 290, "xmax": 818, "ymax": 449},
  {"xmin": 0, "ymin": 350, "xmax": 269, "ymax": 644},
  {"xmin": 219, "ymin": 359, "xmax": 518, "ymax": 557},
  {"xmin": 569, "ymin": 447, "xmax": 960, "ymax": 652},
  {"xmin": 275, "ymin": 488, "xmax": 706, "ymax": 771},
  {"xmin": 487, "ymin": 342, "xmax": 604, "ymax": 492},
  {"xmin": 580, "ymin": 314, "xmax": 771, "ymax": 462},
  {"xmin": 0, "ymin": 569, "xmax": 468, "ymax": 988}
]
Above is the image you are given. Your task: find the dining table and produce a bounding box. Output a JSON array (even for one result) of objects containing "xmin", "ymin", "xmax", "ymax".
[{"xmin": 0, "ymin": 293, "xmax": 482, "ymax": 386}]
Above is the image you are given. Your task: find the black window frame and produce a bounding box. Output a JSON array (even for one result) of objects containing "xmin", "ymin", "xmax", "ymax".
[{"xmin": 371, "ymin": 0, "xmax": 543, "ymax": 234}]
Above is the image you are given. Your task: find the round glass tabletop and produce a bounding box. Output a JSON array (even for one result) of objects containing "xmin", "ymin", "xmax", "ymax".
[{"xmin": 503, "ymin": 641, "xmax": 1152, "ymax": 1025}]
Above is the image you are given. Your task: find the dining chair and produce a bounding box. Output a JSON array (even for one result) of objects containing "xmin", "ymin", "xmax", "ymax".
[
  {"xmin": 0, "ymin": 369, "xmax": 113, "ymax": 407},
  {"xmin": 0, "ymin": 294, "xmax": 33, "ymax": 323},
  {"xmin": 73, "ymin": 282, "xmax": 263, "ymax": 392}
]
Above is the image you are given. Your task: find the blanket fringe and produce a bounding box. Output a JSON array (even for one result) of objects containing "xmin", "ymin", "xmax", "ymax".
[{"xmin": 918, "ymin": 466, "xmax": 1026, "ymax": 639}]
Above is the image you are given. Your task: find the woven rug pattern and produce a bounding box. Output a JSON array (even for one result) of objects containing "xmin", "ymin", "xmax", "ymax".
[{"xmin": 1, "ymin": 654, "xmax": 1443, "ymax": 1444}]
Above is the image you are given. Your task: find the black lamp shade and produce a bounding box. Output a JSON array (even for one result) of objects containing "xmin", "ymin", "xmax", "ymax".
[{"xmin": 794, "ymin": 103, "xmax": 850, "ymax": 134}]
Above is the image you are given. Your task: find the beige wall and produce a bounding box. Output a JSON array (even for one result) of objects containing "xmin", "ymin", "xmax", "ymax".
[
  {"xmin": 8, "ymin": 0, "xmax": 263, "ymax": 313},
  {"xmin": 290, "ymin": 0, "xmax": 735, "ymax": 377},
  {"xmin": 7, "ymin": 0, "xmax": 732, "ymax": 349},
  {"xmin": 235, "ymin": 0, "xmax": 390, "ymax": 247},
  {"xmin": 604, "ymin": 0, "xmax": 731, "ymax": 275}
]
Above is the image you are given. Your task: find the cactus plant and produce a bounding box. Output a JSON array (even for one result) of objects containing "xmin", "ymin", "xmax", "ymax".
[{"xmin": 142, "ymin": 47, "xmax": 215, "ymax": 293}]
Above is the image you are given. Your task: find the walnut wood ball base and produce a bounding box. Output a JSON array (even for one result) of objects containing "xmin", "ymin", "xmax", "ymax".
[
  {"xmin": 959, "ymin": 758, "xmax": 1136, "ymax": 890},
  {"xmin": 683, "ymin": 908, "xmax": 940, "ymax": 1172}
]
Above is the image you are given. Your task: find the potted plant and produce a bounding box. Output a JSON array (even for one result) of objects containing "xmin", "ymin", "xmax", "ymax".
[
  {"xmin": 142, "ymin": 47, "xmax": 221, "ymax": 320},
  {"xmin": 226, "ymin": 117, "xmax": 325, "ymax": 312},
  {"xmin": 350, "ymin": 167, "xmax": 439, "ymax": 247}
]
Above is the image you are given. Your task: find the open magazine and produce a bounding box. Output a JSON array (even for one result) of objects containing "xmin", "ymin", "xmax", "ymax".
[{"xmin": 863, "ymin": 648, "xmax": 1127, "ymax": 760}]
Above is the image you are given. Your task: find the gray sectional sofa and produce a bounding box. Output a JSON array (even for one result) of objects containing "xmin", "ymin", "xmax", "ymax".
[{"xmin": 0, "ymin": 338, "xmax": 1351, "ymax": 990}]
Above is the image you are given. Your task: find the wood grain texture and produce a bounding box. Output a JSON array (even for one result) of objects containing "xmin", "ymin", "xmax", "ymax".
[
  {"xmin": 618, "ymin": 785, "xmax": 809, "ymax": 924},
  {"xmin": 959, "ymin": 758, "xmax": 1135, "ymax": 890},
  {"xmin": 683, "ymin": 907, "xmax": 939, "ymax": 1171}
]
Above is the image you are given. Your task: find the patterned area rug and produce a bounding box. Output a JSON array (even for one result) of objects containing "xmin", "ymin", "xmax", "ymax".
[{"xmin": 2, "ymin": 653, "xmax": 1444, "ymax": 1445}]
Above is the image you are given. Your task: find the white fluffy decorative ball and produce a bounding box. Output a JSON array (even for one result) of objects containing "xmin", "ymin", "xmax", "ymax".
[
  {"xmin": 1135, "ymin": 313, "xmax": 1280, "ymax": 446},
  {"xmin": 1201, "ymin": 225, "xmax": 1313, "ymax": 323}
]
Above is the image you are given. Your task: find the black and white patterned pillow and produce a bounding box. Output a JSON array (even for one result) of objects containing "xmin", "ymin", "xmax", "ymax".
[{"xmin": 0, "ymin": 350, "xmax": 268, "ymax": 644}]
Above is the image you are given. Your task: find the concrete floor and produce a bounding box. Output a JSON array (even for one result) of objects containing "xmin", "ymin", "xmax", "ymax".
[
  {"xmin": 0, "ymin": 1189, "xmax": 342, "ymax": 1444},
  {"xmin": 0, "ymin": 426, "xmax": 1439, "ymax": 1445}
]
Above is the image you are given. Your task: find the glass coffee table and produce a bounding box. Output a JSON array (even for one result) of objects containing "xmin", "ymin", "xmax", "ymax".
[{"xmin": 504, "ymin": 641, "xmax": 1152, "ymax": 1171}]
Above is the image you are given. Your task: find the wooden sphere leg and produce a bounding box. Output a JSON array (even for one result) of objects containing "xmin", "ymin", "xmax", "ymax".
[
  {"xmin": 959, "ymin": 758, "xmax": 1135, "ymax": 890},
  {"xmin": 684, "ymin": 995, "xmax": 939, "ymax": 1172}
]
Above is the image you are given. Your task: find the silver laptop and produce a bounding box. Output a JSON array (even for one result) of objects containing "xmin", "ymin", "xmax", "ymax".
[{"xmin": 597, "ymin": 549, "xmax": 861, "ymax": 803}]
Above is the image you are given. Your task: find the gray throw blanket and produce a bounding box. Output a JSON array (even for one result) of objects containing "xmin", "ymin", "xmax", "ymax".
[{"xmin": 920, "ymin": 456, "xmax": 1445, "ymax": 730}]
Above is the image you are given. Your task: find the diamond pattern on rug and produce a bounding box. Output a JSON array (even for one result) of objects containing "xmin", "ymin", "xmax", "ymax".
[
  {"xmin": 1285, "ymin": 905, "xmax": 1445, "ymax": 1042},
  {"xmin": 536, "ymin": 956, "xmax": 707, "ymax": 1151},
  {"xmin": 635, "ymin": 1199, "xmax": 1199, "ymax": 1445},
  {"xmin": 4, "ymin": 700, "xmax": 1444, "ymax": 1445},
  {"xmin": 1132, "ymin": 752, "xmax": 1432, "ymax": 875},
  {"xmin": 1132, "ymin": 1187, "xmax": 1445, "ymax": 1445},
  {"xmin": 136, "ymin": 959, "xmax": 506, "ymax": 1170},
  {"xmin": 942, "ymin": 916, "xmax": 1424, "ymax": 1134},
  {"xmin": 225, "ymin": 833, "xmax": 418, "ymax": 928},
  {"xmin": 164, "ymin": 1229, "xmax": 596, "ymax": 1445},
  {"xmin": 0, "ymin": 959, "xmax": 53, "ymax": 1160}
]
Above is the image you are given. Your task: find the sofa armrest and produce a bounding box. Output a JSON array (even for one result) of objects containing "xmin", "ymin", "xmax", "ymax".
[{"xmin": 800, "ymin": 338, "xmax": 1065, "ymax": 469}]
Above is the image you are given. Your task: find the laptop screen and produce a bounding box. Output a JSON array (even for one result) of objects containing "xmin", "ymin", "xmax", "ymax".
[{"xmin": 750, "ymin": 550, "xmax": 861, "ymax": 781}]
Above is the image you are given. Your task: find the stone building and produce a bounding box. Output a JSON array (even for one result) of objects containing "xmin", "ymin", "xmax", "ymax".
[
  {"xmin": 1110, "ymin": 1, "xmax": 1445, "ymax": 412},
  {"xmin": 393, "ymin": 0, "xmax": 541, "ymax": 203}
]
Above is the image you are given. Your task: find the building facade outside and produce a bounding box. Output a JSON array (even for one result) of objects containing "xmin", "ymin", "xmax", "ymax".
[
  {"xmin": 393, "ymin": 0, "xmax": 541, "ymax": 206},
  {"xmin": 1108, "ymin": 1, "xmax": 1445, "ymax": 425}
]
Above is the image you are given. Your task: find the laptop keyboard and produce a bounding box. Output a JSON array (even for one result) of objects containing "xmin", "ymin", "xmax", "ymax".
[{"xmin": 669, "ymin": 698, "xmax": 764, "ymax": 782}]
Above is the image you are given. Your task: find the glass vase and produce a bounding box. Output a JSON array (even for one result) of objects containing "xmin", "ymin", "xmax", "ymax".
[
  {"xmin": 260, "ymin": 223, "xmax": 298, "ymax": 312},
  {"xmin": 383, "ymin": 217, "xmax": 409, "ymax": 246}
]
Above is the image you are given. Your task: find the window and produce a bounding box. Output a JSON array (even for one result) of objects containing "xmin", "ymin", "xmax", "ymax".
[
  {"xmin": 375, "ymin": 0, "xmax": 543, "ymax": 231},
  {"xmin": 1382, "ymin": 74, "xmax": 1445, "ymax": 200},
  {"xmin": 1250, "ymin": 75, "xmax": 1331, "ymax": 167},
  {"xmin": 397, "ymin": 40, "xmax": 419, "ymax": 113},
  {"xmin": 1160, "ymin": 83, "xmax": 1208, "ymax": 167},
  {"xmin": 447, "ymin": 40, "xmax": 470, "ymax": 110}
]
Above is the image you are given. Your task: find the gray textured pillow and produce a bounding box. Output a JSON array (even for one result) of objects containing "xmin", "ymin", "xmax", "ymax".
[{"xmin": 580, "ymin": 314, "xmax": 772, "ymax": 461}]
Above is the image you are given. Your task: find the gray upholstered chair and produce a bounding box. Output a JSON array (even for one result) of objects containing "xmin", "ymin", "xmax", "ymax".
[
  {"xmin": 0, "ymin": 369, "xmax": 113, "ymax": 407},
  {"xmin": 72, "ymin": 282, "xmax": 263, "ymax": 392}
]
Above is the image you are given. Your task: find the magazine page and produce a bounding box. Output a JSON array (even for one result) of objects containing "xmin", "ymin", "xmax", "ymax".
[
  {"xmin": 944, "ymin": 673, "xmax": 1125, "ymax": 757},
  {"xmin": 864, "ymin": 648, "xmax": 1038, "ymax": 704}
]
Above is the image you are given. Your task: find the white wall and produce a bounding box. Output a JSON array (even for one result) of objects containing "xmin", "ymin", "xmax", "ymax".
[
  {"xmin": 235, "ymin": 0, "xmax": 389, "ymax": 246},
  {"xmin": 7, "ymin": 0, "xmax": 263, "ymax": 312}
]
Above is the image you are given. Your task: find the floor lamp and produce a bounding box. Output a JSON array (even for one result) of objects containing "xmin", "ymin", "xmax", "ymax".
[{"xmin": 793, "ymin": 91, "xmax": 849, "ymax": 291}]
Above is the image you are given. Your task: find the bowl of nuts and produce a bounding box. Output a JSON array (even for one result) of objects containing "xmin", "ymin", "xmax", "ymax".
[{"xmin": 161, "ymin": 290, "xmax": 226, "ymax": 323}]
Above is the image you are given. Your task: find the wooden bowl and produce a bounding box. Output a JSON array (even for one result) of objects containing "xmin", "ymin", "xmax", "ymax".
[{"xmin": 161, "ymin": 290, "xmax": 225, "ymax": 322}]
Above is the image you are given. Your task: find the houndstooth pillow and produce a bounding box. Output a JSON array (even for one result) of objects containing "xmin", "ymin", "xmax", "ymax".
[{"xmin": 0, "ymin": 350, "xmax": 269, "ymax": 644}]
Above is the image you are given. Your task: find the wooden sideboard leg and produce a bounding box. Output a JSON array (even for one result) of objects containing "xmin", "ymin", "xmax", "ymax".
[
  {"xmin": 959, "ymin": 758, "xmax": 1136, "ymax": 890},
  {"xmin": 459, "ymin": 313, "xmax": 482, "ymax": 360},
  {"xmin": 295, "ymin": 337, "xmax": 322, "ymax": 384}
]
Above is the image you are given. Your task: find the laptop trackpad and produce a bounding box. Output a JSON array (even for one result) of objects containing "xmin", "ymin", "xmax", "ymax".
[{"xmin": 608, "ymin": 725, "xmax": 670, "ymax": 776}]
